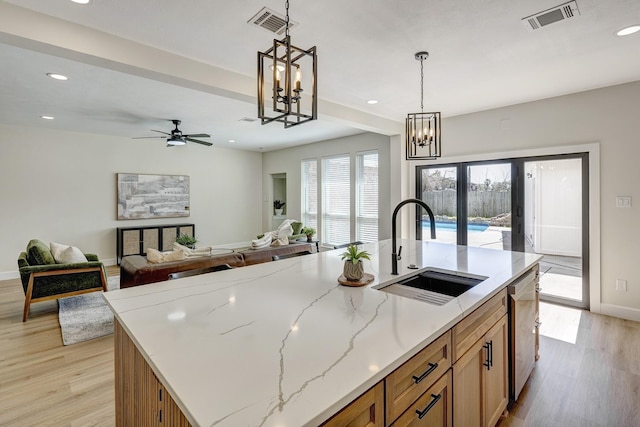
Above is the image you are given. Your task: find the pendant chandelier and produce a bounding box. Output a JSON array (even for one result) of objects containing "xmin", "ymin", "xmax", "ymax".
[
  {"xmin": 406, "ymin": 52, "xmax": 441, "ymax": 160},
  {"xmin": 257, "ymin": 0, "xmax": 317, "ymax": 128}
]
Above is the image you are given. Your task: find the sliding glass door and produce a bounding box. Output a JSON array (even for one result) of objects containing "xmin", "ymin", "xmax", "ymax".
[
  {"xmin": 418, "ymin": 166, "xmax": 457, "ymax": 244},
  {"xmin": 416, "ymin": 153, "xmax": 589, "ymax": 309},
  {"xmin": 466, "ymin": 163, "xmax": 512, "ymax": 251},
  {"xmin": 521, "ymin": 157, "xmax": 586, "ymax": 306}
]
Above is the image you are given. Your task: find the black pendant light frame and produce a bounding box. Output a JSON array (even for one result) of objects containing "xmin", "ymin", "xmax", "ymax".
[
  {"xmin": 406, "ymin": 52, "xmax": 441, "ymax": 160},
  {"xmin": 257, "ymin": 0, "xmax": 317, "ymax": 128}
]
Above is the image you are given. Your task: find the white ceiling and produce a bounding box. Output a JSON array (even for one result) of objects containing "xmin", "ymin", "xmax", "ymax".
[{"xmin": 1, "ymin": 0, "xmax": 639, "ymax": 151}]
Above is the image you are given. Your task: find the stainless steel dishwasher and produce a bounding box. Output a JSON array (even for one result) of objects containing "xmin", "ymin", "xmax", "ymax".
[{"xmin": 508, "ymin": 266, "xmax": 539, "ymax": 402}]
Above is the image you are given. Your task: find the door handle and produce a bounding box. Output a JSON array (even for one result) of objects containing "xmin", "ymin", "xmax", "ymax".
[
  {"xmin": 415, "ymin": 394, "xmax": 442, "ymax": 420},
  {"xmin": 483, "ymin": 342, "xmax": 491, "ymax": 370},
  {"xmin": 483, "ymin": 340, "xmax": 493, "ymax": 370},
  {"xmin": 412, "ymin": 362, "xmax": 439, "ymax": 384}
]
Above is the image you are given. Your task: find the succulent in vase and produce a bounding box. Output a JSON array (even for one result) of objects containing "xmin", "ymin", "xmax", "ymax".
[
  {"xmin": 273, "ymin": 200, "xmax": 286, "ymax": 209},
  {"xmin": 301, "ymin": 226, "xmax": 316, "ymax": 242},
  {"xmin": 340, "ymin": 244, "xmax": 370, "ymax": 281}
]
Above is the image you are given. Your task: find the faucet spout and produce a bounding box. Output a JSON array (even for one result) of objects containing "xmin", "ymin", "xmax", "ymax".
[{"xmin": 391, "ymin": 198, "xmax": 436, "ymax": 275}]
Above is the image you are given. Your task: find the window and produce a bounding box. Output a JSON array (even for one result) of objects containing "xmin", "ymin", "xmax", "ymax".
[
  {"xmin": 302, "ymin": 150, "xmax": 379, "ymax": 246},
  {"xmin": 356, "ymin": 151, "xmax": 378, "ymax": 242},
  {"xmin": 322, "ymin": 155, "xmax": 350, "ymax": 245},
  {"xmin": 301, "ymin": 159, "xmax": 317, "ymax": 229}
]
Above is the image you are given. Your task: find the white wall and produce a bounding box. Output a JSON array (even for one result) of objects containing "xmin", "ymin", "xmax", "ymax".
[
  {"xmin": 0, "ymin": 123, "xmax": 263, "ymax": 276},
  {"xmin": 402, "ymin": 80, "xmax": 640, "ymax": 318},
  {"xmin": 261, "ymin": 132, "xmax": 392, "ymax": 243}
]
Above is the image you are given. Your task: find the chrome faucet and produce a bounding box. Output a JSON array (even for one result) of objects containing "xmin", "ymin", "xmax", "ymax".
[{"xmin": 391, "ymin": 198, "xmax": 436, "ymax": 275}]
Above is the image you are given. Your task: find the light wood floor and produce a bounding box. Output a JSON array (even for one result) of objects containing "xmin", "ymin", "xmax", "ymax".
[{"xmin": 1, "ymin": 266, "xmax": 639, "ymax": 426}]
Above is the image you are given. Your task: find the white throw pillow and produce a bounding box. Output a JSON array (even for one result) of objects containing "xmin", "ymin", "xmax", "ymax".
[
  {"xmin": 147, "ymin": 248, "xmax": 185, "ymax": 264},
  {"xmin": 56, "ymin": 246, "xmax": 88, "ymax": 264},
  {"xmin": 50, "ymin": 242, "xmax": 70, "ymax": 262}
]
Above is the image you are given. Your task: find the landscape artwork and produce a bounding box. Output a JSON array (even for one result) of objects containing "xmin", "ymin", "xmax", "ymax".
[{"xmin": 117, "ymin": 173, "xmax": 190, "ymax": 220}]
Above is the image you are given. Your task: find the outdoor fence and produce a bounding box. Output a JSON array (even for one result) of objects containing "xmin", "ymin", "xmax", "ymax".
[{"xmin": 422, "ymin": 189, "xmax": 511, "ymax": 219}]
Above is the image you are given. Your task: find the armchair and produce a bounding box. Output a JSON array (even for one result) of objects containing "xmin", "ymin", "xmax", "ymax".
[{"xmin": 17, "ymin": 239, "xmax": 107, "ymax": 322}]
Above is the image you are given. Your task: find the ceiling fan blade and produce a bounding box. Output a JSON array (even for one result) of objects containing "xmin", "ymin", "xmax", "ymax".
[
  {"xmin": 186, "ymin": 137, "xmax": 213, "ymax": 146},
  {"xmin": 184, "ymin": 133, "xmax": 210, "ymax": 138},
  {"xmin": 133, "ymin": 136, "xmax": 168, "ymax": 139},
  {"xmin": 151, "ymin": 129, "xmax": 171, "ymax": 135}
]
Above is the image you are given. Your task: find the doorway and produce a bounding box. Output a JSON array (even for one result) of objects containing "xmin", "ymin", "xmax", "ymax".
[{"xmin": 416, "ymin": 153, "xmax": 589, "ymax": 309}]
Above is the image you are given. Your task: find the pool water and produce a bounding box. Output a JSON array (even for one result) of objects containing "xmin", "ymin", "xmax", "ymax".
[{"xmin": 421, "ymin": 221, "xmax": 489, "ymax": 233}]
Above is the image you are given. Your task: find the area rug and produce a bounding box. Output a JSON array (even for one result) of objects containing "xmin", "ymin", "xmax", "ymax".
[{"xmin": 58, "ymin": 275, "xmax": 119, "ymax": 346}]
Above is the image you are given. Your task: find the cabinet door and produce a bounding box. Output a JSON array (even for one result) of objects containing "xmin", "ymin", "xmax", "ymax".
[
  {"xmin": 386, "ymin": 331, "xmax": 451, "ymax": 423},
  {"xmin": 484, "ymin": 315, "xmax": 508, "ymax": 427},
  {"xmin": 453, "ymin": 338, "xmax": 484, "ymax": 427},
  {"xmin": 391, "ymin": 370, "xmax": 452, "ymax": 427},
  {"xmin": 321, "ymin": 382, "xmax": 384, "ymax": 427}
]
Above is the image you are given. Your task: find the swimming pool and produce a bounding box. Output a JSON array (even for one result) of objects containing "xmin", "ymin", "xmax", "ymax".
[{"xmin": 421, "ymin": 221, "xmax": 489, "ymax": 233}]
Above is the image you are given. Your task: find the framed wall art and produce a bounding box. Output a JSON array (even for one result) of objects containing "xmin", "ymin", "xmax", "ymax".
[{"xmin": 117, "ymin": 173, "xmax": 190, "ymax": 220}]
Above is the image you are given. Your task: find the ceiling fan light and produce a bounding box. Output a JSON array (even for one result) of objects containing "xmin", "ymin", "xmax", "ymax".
[{"xmin": 167, "ymin": 136, "xmax": 186, "ymax": 146}]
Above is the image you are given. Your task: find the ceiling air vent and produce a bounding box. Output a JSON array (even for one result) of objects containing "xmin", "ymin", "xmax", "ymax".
[
  {"xmin": 522, "ymin": 1, "xmax": 580, "ymax": 31},
  {"xmin": 248, "ymin": 7, "xmax": 298, "ymax": 35}
]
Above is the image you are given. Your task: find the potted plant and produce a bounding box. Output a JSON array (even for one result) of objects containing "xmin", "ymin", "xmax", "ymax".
[
  {"xmin": 301, "ymin": 226, "xmax": 316, "ymax": 242},
  {"xmin": 340, "ymin": 244, "xmax": 371, "ymax": 281},
  {"xmin": 273, "ymin": 199, "xmax": 286, "ymax": 216},
  {"xmin": 175, "ymin": 234, "xmax": 198, "ymax": 250}
]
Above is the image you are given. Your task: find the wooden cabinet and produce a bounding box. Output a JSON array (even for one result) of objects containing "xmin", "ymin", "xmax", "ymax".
[
  {"xmin": 116, "ymin": 223, "xmax": 194, "ymax": 264},
  {"xmin": 321, "ymin": 382, "xmax": 384, "ymax": 427},
  {"xmin": 452, "ymin": 289, "xmax": 508, "ymax": 427},
  {"xmin": 453, "ymin": 314, "xmax": 508, "ymax": 427},
  {"xmin": 327, "ymin": 331, "xmax": 452, "ymax": 427},
  {"xmin": 114, "ymin": 319, "xmax": 191, "ymax": 426},
  {"xmin": 392, "ymin": 370, "xmax": 452, "ymax": 427},
  {"xmin": 386, "ymin": 331, "xmax": 451, "ymax": 423}
]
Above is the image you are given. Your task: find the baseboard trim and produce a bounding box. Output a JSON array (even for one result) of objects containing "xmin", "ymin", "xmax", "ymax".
[
  {"xmin": 600, "ymin": 303, "xmax": 640, "ymax": 323},
  {"xmin": 0, "ymin": 270, "xmax": 19, "ymax": 281}
]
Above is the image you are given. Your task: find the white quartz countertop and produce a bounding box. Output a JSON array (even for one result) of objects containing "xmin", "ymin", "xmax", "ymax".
[{"xmin": 104, "ymin": 239, "xmax": 542, "ymax": 427}]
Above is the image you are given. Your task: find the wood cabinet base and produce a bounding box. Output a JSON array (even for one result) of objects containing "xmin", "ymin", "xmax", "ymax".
[{"xmin": 114, "ymin": 319, "xmax": 191, "ymax": 426}]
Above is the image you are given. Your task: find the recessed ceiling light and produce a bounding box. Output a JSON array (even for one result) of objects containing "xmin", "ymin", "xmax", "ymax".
[
  {"xmin": 617, "ymin": 25, "xmax": 640, "ymax": 36},
  {"xmin": 47, "ymin": 73, "xmax": 68, "ymax": 81},
  {"xmin": 367, "ymin": 99, "xmax": 378, "ymax": 104},
  {"xmin": 70, "ymin": 0, "xmax": 90, "ymax": 4},
  {"xmin": 41, "ymin": 115, "xmax": 55, "ymax": 120},
  {"xmin": 228, "ymin": 139, "xmax": 236, "ymax": 143}
]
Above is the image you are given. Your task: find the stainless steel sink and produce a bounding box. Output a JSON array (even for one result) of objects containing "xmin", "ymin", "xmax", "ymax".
[{"xmin": 376, "ymin": 269, "xmax": 487, "ymax": 306}]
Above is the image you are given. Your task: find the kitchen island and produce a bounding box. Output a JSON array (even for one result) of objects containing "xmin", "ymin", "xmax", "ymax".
[{"xmin": 104, "ymin": 239, "xmax": 541, "ymax": 426}]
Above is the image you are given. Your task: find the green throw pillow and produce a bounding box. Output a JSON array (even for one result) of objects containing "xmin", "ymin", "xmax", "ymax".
[
  {"xmin": 26, "ymin": 239, "xmax": 56, "ymax": 265},
  {"xmin": 291, "ymin": 222, "xmax": 303, "ymax": 235}
]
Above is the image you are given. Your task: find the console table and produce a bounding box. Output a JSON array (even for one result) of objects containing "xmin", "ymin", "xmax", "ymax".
[{"xmin": 116, "ymin": 223, "xmax": 195, "ymax": 265}]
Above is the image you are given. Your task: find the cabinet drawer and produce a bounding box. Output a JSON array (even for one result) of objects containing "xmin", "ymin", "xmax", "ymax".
[
  {"xmin": 386, "ymin": 330, "xmax": 451, "ymax": 424},
  {"xmin": 452, "ymin": 289, "xmax": 507, "ymax": 361},
  {"xmin": 391, "ymin": 369, "xmax": 452, "ymax": 427},
  {"xmin": 321, "ymin": 382, "xmax": 384, "ymax": 427}
]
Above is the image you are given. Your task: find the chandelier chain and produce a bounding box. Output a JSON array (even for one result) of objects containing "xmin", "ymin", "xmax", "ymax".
[
  {"xmin": 420, "ymin": 57, "xmax": 424, "ymax": 113},
  {"xmin": 285, "ymin": 0, "xmax": 290, "ymax": 38}
]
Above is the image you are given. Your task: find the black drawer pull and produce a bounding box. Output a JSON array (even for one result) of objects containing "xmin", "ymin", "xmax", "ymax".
[
  {"xmin": 416, "ymin": 393, "xmax": 442, "ymax": 419},
  {"xmin": 412, "ymin": 362, "xmax": 438, "ymax": 384},
  {"xmin": 483, "ymin": 341, "xmax": 493, "ymax": 370}
]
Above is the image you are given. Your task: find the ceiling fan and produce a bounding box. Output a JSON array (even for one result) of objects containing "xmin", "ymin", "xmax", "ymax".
[{"xmin": 134, "ymin": 119, "xmax": 212, "ymax": 146}]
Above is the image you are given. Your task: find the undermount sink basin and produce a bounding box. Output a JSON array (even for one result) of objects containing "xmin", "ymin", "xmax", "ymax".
[{"xmin": 376, "ymin": 269, "xmax": 487, "ymax": 306}]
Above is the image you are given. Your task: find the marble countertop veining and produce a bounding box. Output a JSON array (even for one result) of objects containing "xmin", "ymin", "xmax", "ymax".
[{"xmin": 104, "ymin": 239, "xmax": 542, "ymax": 427}]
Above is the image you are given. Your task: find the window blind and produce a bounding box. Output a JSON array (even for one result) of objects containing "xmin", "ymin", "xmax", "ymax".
[
  {"xmin": 322, "ymin": 155, "xmax": 350, "ymax": 245},
  {"xmin": 356, "ymin": 151, "xmax": 378, "ymax": 242},
  {"xmin": 301, "ymin": 159, "xmax": 318, "ymax": 230}
]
